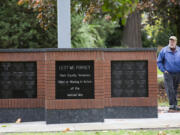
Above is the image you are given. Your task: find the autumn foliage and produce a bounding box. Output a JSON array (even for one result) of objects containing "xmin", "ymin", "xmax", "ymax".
[
  {"xmin": 17, "ymin": 0, "xmax": 138, "ymax": 29},
  {"xmin": 18, "ymin": 0, "xmax": 56, "ymax": 30}
]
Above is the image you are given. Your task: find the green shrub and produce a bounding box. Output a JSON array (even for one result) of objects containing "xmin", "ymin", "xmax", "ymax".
[
  {"xmin": 71, "ymin": 14, "xmax": 118, "ymax": 48},
  {"xmin": 158, "ymin": 77, "xmax": 165, "ymax": 90},
  {"xmin": 141, "ymin": 30, "xmax": 155, "ymax": 48},
  {"xmin": 0, "ymin": 0, "xmax": 57, "ymax": 48},
  {"xmin": 155, "ymin": 27, "xmax": 173, "ymax": 47}
]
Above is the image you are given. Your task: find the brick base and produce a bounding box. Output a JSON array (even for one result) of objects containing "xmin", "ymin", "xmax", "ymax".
[
  {"xmin": 45, "ymin": 108, "xmax": 104, "ymax": 124},
  {"xmin": 104, "ymin": 106, "xmax": 158, "ymax": 118},
  {"xmin": 0, "ymin": 108, "xmax": 45, "ymax": 123}
]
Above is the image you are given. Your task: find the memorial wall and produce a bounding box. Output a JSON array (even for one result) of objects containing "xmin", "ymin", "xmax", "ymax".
[{"xmin": 0, "ymin": 48, "xmax": 157, "ymax": 123}]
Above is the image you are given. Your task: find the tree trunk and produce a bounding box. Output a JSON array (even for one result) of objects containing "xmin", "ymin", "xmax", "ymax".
[
  {"xmin": 176, "ymin": 12, "xmax": 180, "ymax": 45},
  {"xmin": 174, "ymin": 5, "xmax": 180, "ymax": 45},
  {"xmin": 177, "ymin": 24, "xmax": 180, "ymax": 45},
  {"xmin": 122, "ymin": 10, "xmax": 142, "ymax": 48}
]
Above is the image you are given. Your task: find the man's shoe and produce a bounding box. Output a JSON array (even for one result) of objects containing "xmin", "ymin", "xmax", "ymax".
[
  {"xmin": 168, "ymin": 105, "xmax": 180, "ymax": 112},
  {"xmin": 169, "ymin": 105, "xmax": 175, "ymax": 110},
  {"xmin": 174, "ymin": 106, "xmax": 180, "ymax": 111}
]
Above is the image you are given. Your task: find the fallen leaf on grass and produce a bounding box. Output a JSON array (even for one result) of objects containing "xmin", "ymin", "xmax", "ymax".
[
  {"xmin": 158, "ymin": 131, "xmax": 166, "ymax": 135},
  {"xmin": 62, "ymin": 128, "xmax": 70, "ymax": 133}
]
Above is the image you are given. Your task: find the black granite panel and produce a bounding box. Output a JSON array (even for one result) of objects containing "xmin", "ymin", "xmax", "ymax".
[
  {"xmin": 56, "ymin": 61, "xmax": 94, "ymax": 99},
  {"xmin": 111, "ymin": 61, "xmax": 148, "ymax": 97},
  {"xmin": 0, "ymin": 62, "xmax": 37, "ymax": 99}
]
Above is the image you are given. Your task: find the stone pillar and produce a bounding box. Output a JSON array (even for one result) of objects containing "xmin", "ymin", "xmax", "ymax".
[{"xmin": 57, "ymin": 0, "xmax": 71, "ymax": 48}]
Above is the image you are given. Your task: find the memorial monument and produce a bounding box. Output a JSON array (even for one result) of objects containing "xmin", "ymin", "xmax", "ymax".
[{"xmin": 0, "ymin": 0, "xmax": 158, "ymax": 124}]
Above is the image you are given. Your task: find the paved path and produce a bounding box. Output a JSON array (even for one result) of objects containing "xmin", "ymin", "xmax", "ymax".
[
  {"xmin": 158, "ymin": 74, "xmax": 163, "ymax": 78},
  {"xmin": 0, "ymin": 107, "xmax": 180, "ymax": 133}
]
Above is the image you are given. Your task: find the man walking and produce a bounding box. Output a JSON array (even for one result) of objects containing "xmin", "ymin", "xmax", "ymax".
[{"xmin": 157, "ymin": 36, "xmax": 180, "ymax": 111}]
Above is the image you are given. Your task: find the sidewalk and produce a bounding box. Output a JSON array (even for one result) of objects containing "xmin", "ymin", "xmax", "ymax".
[{"xmin": 0, "ymin": 107, "xmax": 180, "ymax": 133}]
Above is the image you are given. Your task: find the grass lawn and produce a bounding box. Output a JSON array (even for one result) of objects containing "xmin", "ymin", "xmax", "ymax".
[
  {"xmin": 157, "ymin": 67, "xmax": 163, "ymax": 76},
  {"xmin": 158, "ymin": 99, "xmax": 169, "ymax": 107},
  {"xmin": 158, "ymin": 98, "xmax": 180, "ymax": 107},
  {"xmin": 4, "ymin": 129, "xmax": 180, "ymax": 135}
]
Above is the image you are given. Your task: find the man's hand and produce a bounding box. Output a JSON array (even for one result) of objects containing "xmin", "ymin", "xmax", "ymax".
[{"xmin": 164, "ymin": 71, "xmax": 168, "ymax": 74}]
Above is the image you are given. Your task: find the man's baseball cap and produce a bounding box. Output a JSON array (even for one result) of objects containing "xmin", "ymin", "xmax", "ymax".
[{"xmin": 169, "ymin": 36, "xmax": 177, "ymax": 41}]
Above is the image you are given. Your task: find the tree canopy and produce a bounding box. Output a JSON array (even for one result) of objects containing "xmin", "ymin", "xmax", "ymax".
[
  {"xmin": 0, "ymin": 0, "xmax": 57, "ymax": 48},
  {"xmin": 1, "ymin": 0, "xmax": 180, "ymax": 48},
  {"xmin": 139, "ymin": 0, "xmax": 180, "ymax": 44},
  {"xmin": 18, "ymin": 0, "xmax": 138, "ymax": 29}
]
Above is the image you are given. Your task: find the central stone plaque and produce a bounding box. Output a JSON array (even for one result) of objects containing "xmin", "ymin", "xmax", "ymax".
[
  {"xmin": 56, "ymin": 61, "xmax": 94, "ymax": 99},
  {"xmin": 111, "ymin": 61, "xmax": 148, "ymax": 97}
]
